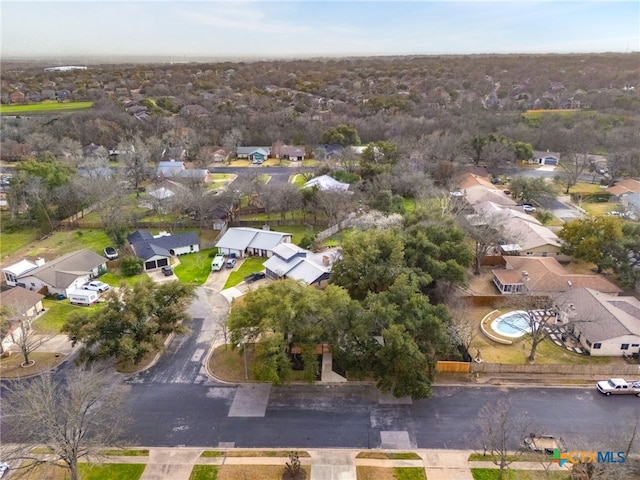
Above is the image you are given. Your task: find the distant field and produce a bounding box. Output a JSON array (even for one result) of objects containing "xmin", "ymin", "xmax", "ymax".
[{"xmin": 0, "ymin": 101, "xmax": 93, "ymax": 115}]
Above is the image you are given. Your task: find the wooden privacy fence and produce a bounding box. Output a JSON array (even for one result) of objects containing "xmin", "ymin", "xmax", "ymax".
[
  {"xmin": 437, "ymin": 361, "xmax": 471, "ymax": 373},
  {"xmin": 471, "ymin": 362, "xmax": 640, "ymax": 376}
]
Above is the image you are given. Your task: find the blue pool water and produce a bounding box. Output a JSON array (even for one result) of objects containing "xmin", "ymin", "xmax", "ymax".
[{"xmin": 491, "ymin": 310, "xmax": 532, "ymax": 338}]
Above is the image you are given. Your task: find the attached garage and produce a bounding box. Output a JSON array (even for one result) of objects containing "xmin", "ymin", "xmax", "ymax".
[{"xmin": 144, "ymin": 257, "xmax": 170, "ymax": 271}]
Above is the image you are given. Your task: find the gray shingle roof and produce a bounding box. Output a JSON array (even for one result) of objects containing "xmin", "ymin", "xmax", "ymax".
[
  {"xmin": 127, "ymin": 231, "xmax": 199, "ymax": 260},
  {"xmin": 21, "ymin": 250, "xmax": 106, "ymax": 289},
  {"xmin": 215, "ymin": 227, "xmax": 292, "ymax": 252}
]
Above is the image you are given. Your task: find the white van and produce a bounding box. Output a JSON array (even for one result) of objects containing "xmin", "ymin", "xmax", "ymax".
[{"xmin": 68, "ymin": 289, "xmax": 99, "ymax": 306}]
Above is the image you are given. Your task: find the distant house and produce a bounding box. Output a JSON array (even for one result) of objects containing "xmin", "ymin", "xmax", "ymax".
[
  {"xmin": 607, "ymin": 178, "xmax": 640, "ymax": 199},
  {"xmin": 157, "ymin": 160, "xmax": 185, "ymax": 177},
  {"xmin": 532, "ymin": 150, "xmax": 560, "ymax": 166},
  {"xmin": 162, "ymin": 147, "xmax": 187, "ymax": 162},
  {"xmin": 127, "ymin": 230, "xmax": 200, "ymax": 271},
  {"xmin": 25, "ymin": 91, "xmax": 41, "ymax": 103},
  {"xmin": 236, "ymin": 146, "xmax": 271, "ymax": 162},
  {"xmin": 212, "ymin": 148, "xmax": 229, "ymax": 163},
  {"xmin": 315, "ymin": 144, "xmax": 343, "ymax": 160},
  {"xmin": 303, "ymin": 175, "xmax": 350, "ymax": 192},
  {"xmin": 12, "ymin": 250, "xmax": 107, "ymax": 297},
  {"xmin": 156, "ymin": 161, "xmax": 208, "ymax": 181},
  {"xmin": 492, "ymin": 256, "xmax": 621, "ymax": 296},
  {"xmin": 554, "ymin": 288, "xmax": 640, "ymax": 356},
  {"xmin": 215, "ymin": 227, "xmax": 292, "ymax": 258},
  {"xmin": 264, "ymin": 244, "xmax": 339, "ymax": 288},
  {"xmin": 10, "ymin": 91, "xmax": 25, "ymax": 104},
  {"xmin": 279, "ymin": 145, "xmax": 306, "ymax": 162}
]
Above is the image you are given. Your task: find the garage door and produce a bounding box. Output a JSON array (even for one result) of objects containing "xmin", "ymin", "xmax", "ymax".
[
  {"xmin": 157, "ymin": 258, "xmax": 169, "ymax": 268},
  {"xmin": 145, "ymin": 260, "xmax": 157, "ymax": 270}
]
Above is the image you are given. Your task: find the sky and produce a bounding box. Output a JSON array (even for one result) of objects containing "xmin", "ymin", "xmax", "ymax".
[{"xmin": 1, "ymin": 1, "xmax": 639, "ymax": 60}]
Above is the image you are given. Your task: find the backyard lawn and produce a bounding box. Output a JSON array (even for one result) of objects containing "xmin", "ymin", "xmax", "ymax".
[
  {"xmin": 224, "ymin": 257, "xmax": 266, "ymax": 289},
  {"xmin": 1, "ymin": 228, "xmax": 112, "ymax": 263}
]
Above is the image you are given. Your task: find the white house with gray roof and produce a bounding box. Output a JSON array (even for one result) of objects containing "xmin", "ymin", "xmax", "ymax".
[
  {"xmin": 215, "ymin": 227, "xmax": 292, "ymax": 258},
  {"xmin": 303, "ymin": 175, "xmax": 350, "ymax": 192},
  {"xmin": 127, "ymin": 230, "xmax": 200, "ymax": 271},
  {"xmin": 556, "ymin": 288, "xmax": 640, "ymax": 356},
  {"xmin": 264, "ymin": 244, "xmax": 339, "ymax": 288},
  {"xmin": 12, "ymin": 250, "xmax": 107, "ymax": 297}
]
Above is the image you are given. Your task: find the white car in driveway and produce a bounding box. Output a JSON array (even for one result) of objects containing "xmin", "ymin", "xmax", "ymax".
[{"xmin": 82, "ymin": 280, "xmax": 110, "ymax": 292}]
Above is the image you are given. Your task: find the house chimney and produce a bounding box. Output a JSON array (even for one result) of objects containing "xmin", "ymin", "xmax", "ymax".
[
  {"xmin": 35, "ymin": 258, "xmax": 45, "ymax": 266},
  {"xmin": 322, "ymin": 255, "xmax": 330, "ymax": 265}
]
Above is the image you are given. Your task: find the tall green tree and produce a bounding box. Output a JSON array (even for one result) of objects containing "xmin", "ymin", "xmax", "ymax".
[
  {"xmin": 470, "ymin": 135, "xmax": 487, "ymax": 166},
  {"xmin": 360, "ymin": 141, "xmax": 400, "ymax": 180},
  {"xmin": 227, "ymin": 280, "xmax": 355, "ymax": 384},
  {"xmin": 320, "ymin": 124, "xmax": 360, "ymax": 146},
  {"xmin": 62, "ymin": 278, "xmax": 195, "ymax": 365},
  {"xmin": 331, "ymin": 228, "xmax": 407, "ymax": 300},
  {"xmin": 508, "ymin": 177, "xmax": 558, "ymax": 205},
  {"xmin": 558, "ymin": 216, "xmax": 624, "ymax": 273}
]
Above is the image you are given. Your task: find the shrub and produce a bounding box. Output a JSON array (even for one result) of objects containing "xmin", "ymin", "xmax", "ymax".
[
  {"xmin": 299, "ymin": 233, "xmax": 317, "ymax": 249},
  {"xmin": 121, "ymin": 256, "xmax": 143, "ymax": 276}
]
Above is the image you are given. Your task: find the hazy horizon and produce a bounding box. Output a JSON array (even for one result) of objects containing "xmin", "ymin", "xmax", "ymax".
[{"xmin": 2, "ymin": 1, "xmax": 639, "ymax": 61}]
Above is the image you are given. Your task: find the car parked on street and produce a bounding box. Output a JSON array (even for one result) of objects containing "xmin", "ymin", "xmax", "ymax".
[
  {"xmin": 522, "ymin": 204, "xmax": 537, "ymax": 214},
  {"xmin": 82, "ymin": 280, "xmax": 110, "ymax": 292}
]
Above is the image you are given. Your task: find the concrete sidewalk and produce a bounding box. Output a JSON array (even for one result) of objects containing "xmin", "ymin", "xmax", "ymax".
[{"xmin": 99, "ymin": 447, "xmax": 571, "ymax": 480}]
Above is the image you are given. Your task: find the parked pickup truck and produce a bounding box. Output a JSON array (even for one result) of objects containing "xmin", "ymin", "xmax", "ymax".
[
  {"xmin": 524, "ymin": 434, "xmax": 567, "ymax": 454},
  {"xmin": 596, "ymin": 378, "xmax": 640, "ymax": 396}
]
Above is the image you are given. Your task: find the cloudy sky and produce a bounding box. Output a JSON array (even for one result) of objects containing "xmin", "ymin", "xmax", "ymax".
[{"xmin": 2, "ymin": 1, "xmax": 639, "ymax": 60}]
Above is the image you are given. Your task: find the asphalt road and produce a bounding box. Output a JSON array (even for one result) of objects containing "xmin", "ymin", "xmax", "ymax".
[
  {"xmin": 209, "ymin": 165, "xmax": 313, "ymax": 185},
  {"xmin": 119, "ymin": 288, "xmax": 638, "ymax": 452},
  {"xmin": 1, "ymin": 286, "xmax": 638, "ymax": 453}
]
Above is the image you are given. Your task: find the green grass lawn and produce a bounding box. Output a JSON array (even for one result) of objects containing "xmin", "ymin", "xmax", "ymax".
[
  {"xmin": 100, "ymin": 271, "xmax": 149, "ymax": 287},
  {"xmin": 0, "ymin": 101, "xmax": 93, "ymax": 115},
  {"xmin": 79, "ymin": 463, "xmax": 145, "ymax": 480},
  {"xmin": 189, "ymin": 465, "xmax": 219, "ymax": 480},
  {"xmin": 34, "ymin": 298, "xmax": 104, "ymax": 334},
  {"xmin": 0, "ymin": 225, "xmax": 41, "ymax": 257},
  {"xmin": 289, "ymin": 174, "xmax": 307, "ymax": 187},
  {"xmin": 173, "ymin": 249, "xmax": 215, "ymax": 285},
  {"xmin": 393, "ymin": 468, "xmax": 427, "ymax": 480},
  {"xmin": 1, "ymin": 228, "xmax": 112, "ymax": 260},
  {"xmin": 402, "ymin": 197, "xmax": 416, "ymax": 213},
  {"xmin": 224, "ymin": 257, "xmax": 266, "ymax": 289},
  {"xmin": 471, "ymin": 469, "xmax": 569, "ymax": 480}
]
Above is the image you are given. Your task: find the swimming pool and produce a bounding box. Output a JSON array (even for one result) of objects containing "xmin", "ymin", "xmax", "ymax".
[{"xmin": 491, "ymin": 310, "xmax": 532, "ymax": 338}]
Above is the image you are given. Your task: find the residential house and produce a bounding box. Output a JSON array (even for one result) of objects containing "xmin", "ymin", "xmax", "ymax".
[
  {"xmin": 0, "ymin": 287, "xmax": 45, "ymax": 318},
  {"xmin": 162, "ymin": 147, "xmax": 187, "ymax": 162},
  {"xmin": 212, "ymin": 148, "xmax": 229, "ymax": 163},
  {"xmin": 13, "ymin": 250, "xmax": 107, "ymax": 297},
  {"xmin": 157, "ymin": 160, "xmax": 185, "ymax": 178},
  {"xmin": 236, "ymin": 146, "xmax": 271, "ymax": 162},
  {"xmin": 492, "ymin": 256, "xmax": 621, "ymax": 296},
  {"xmin": 314, "ymin": 144, "xmax": 342, "ymax": 160},
  {"xmin": 10, "ymin": 91, "xmax": 25, "ymax": 104},
  {"xmin": 0, "ymin": 287, "xmax": 45, "ymax": 353},
  {"xmin": 264, "ymin": 244, "xmax": 339, "ymax": 288},
  {"xmin": 279, "ymin": 145, "xmax": 306, "ymax": 162},
  {"xmin": 501, "ymin": 215, "xmax": 568, "ymax": 260},
  {"xmin": 127, "ymin": 230, "xmax": 200, "ymax": 271},
  {"xmin": 532, "ymin": 150, "xmax": 560, "ymax": 166},
  {"xmin": 215, "ymin": 227, "xmax": 292, "ymax": 258},
  {"xmin": 607, "ymin": 178, "xmax": 640, "ymax": 199},
  {"xmin": 41, "ymin": 88, "xmax": 57, "ymax": 100},
  {"xmin": 456, "ymin": 173, "xmax": 518, "ymax": 208},
  {"xmin": 555, "ymin": 288, "xmax": 640, "ymax": 357},
  {"xmin": 621, "ymin": 193, "xmax": 640, "ymax": 218},
  {"xmin": 25, "ymin": 91, "xmax": 41, "ymax": 103},
  {"xmin": 303, "ymin": 175, "xmax": 350, "ymax": 192},
  {"xmin": 3, "ymin": 258, "xmax": 43, "ymax": 286}
]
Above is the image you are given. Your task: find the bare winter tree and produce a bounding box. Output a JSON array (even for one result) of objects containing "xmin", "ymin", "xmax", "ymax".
[
  {"xmin": 554, "ymin": 152, "xmax": 591, "ymax": 194},
  {"xmin": 476, "ymin": 398, "xmax": 532, "ymax": 480},
  {"xmin": 459, "ymin": 210, "xmax": 510, "ymax": 275},
  {"xmin": 1, "ymin": 367, "xmax": 130, "ymax": 480},
  {"xmin": 445, "ymin": 295, "xmax": 477, "ymax": 362},
  {"xmin": 13, "ymin": 319, "xmax": 52, "ymax": 367}
]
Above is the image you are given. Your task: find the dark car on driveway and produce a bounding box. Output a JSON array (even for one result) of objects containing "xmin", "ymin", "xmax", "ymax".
[
  {"xmin": 161, "ymin": 266, "xmax": 173, "ymax": 276},
  {"xmin": 244, "ymin": 272, "xmax": 266, "ymax": 283}
]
